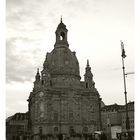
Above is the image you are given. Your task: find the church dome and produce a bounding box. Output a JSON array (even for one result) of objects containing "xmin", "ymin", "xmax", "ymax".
[
  {"xmin": 44, "ymin": 47, "xmax": 80, "ymax": 79},
  {"xmin": 43, "ymin": 19, "xmax": 80, "ymax": 79}
]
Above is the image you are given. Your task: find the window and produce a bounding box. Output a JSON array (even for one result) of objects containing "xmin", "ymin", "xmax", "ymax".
[
  {"xmin": 41, "ymin": 80, "xmax": 44, "ymax": 85},
  {"xmin": 39, "ymin": 126, "xmax": 42, "ymax": 135},
  {"xmin": 60, "ymin": 32, "xmax": 65, "ymax": 40},
  {"xmin": 50, "ymin": 80, "xmax": 52, "ymax": 86},
  {"xmin": 54, "ymin": 113, "xmax": 58, "ymax": 122},
  {"xmin": 83, "ymin": 127, "xmax": 88, "ymax": 133},
  {"xmin": 69, "ymin": 126, "xmax": 74, "ymax": 135},
  {"xmin": 86, "ymin": 83, "xmax": 88, "ymax": 88},
  {"xmin": 54, "ymin": 127, "xmax": 58, "ymax": 132},
  {"xmin": 69, "ymin": 113, "xmax": 73, "ymax": 121}
]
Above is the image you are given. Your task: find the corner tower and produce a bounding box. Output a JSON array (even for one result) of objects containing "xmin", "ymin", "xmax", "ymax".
[{"xmin": 84, "ymin": 60, "xmax": 95, "ymax": 89}]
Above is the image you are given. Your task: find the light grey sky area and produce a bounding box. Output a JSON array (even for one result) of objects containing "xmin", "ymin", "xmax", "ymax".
[{"xmin": 6, "ymin": 0, "xmax": 134, "ymax": 117}]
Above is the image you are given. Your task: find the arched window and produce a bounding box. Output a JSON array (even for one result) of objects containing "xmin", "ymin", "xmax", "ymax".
[{"xmin": 60, "ymin": 32, "xmax": 65, "ymax": 40}]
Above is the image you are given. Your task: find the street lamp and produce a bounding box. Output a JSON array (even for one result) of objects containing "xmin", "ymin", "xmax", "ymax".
[{"xmin": 120, "ymin": 41, "xmax": 130, "ymax": 133}]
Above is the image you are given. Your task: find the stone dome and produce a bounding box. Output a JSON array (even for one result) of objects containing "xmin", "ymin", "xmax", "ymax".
[
  {"xmin": 43, "ymin": 19, "xmax": 81, "ymax": 80},
  {"xmin": 44, "ymin": 47, "xmax": 80, "ymax": 79}
]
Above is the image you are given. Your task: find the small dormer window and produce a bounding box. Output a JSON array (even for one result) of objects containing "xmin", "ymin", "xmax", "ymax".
[{"xmin": 60, "ymin": 32, "xmax": 65, "ymax": 40}]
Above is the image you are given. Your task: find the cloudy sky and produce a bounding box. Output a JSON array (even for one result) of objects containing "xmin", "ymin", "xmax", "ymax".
[{"xmin": 6, "ymin": 0, "xmax": 134, "ymax": 117}]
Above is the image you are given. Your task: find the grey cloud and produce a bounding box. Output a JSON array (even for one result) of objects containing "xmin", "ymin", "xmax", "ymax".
[
  {"xmin": 6, "ymin": 0, "xmax": 97, "ymax": 28},
  {"xmin": 6, "ymin": 37, "xmax": 43, "ymax": 83}
]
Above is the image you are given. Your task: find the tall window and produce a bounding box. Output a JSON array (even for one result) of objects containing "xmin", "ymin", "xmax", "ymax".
[
  {"xmin": 39, "ymin": 126, "xmax": 42, "ymax": 135},
  {"xmin": 69, "ymin": 112, "xmax": 73, "ymax": 121},
  {"xmin": 69, "ymin": 126, "xmax": 74, "ymax": 135},
  {"xmin": 54, "ymin": 112, "xmax": 58, "ymax": 122},
  {"xmin": 86, "ymin": 83, "xmax": 88, "ymax": 88},
  {"xmin": 50, "ymin": 80, "xmax": 52, "ymax": 86},
  {"xmin": 60, "ymin": 32, "xmax": 65, "ymax": 40},
  {"xmin": 41, "ymin": 80, "xmax": 44, "ymax": 85}
]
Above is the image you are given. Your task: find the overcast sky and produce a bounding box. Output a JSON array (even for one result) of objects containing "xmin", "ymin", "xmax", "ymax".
[{"xmin": 6, "ymin": 0, "xmax": 134, "ymax": 117}]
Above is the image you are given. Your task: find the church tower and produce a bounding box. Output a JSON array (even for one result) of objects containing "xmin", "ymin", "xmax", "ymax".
[
  {"xmin": 54, "ymin": 17, "xmax": 69, "ymax": 48},
  {"xmin": 33, "ymin": 68, "xmax": 41, "ymax": 91},
  {"xmin": 28, "ymin": 19, "xmax": 101, "ymax": 139},
  {"xmin": 84, "ymin": 60, "xmax": 95, "ymax": 89}
]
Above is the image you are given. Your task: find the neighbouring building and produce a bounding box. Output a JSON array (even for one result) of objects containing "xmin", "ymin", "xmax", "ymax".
[
  {"xmin": 101, "ymin": 104, "xmax": 124, "ymax": 139},
  {"xmin": 6, "ymin": 112, "xmax": 29, "ymax": 140},
  {"xmin": 101, "ymin": 102, "xmax": 134, "ymax": 139},
  {"xmin": 27, "ymin": 19, "xmax": 101, "ymax": 139},
  {"xmin": 121, "ymin": 101, "xmax": 134, "ymax": 136}
]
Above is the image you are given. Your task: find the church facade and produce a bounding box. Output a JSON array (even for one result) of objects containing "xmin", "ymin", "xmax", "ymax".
[{"xmin": 28, "ymin": 19, "xmax": 101, "ymax": 139}]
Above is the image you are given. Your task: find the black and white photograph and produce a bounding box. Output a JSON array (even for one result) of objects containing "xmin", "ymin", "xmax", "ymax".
[{"xmin": 5, "ymin": 0, "xmax": 136, "ymax": 140}]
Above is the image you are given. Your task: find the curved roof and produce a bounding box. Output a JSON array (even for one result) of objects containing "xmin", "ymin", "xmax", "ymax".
[{"xmin": 43, "ymin": 47, "xmax": 80, "ymax": 78}]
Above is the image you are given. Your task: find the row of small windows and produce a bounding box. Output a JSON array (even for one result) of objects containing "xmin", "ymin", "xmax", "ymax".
[
  {"xmin": 52, "ymin": 60, "xmax": 69, "ymax": 65},
  {"xmin": 37, "ymin": 112, "xmax": 91, "ymax": 122},
  {"xmin": 102, "ymin": 109, "xmax": 119, "ymax": 112},
  {"xmin": 122, "ymin": 125, "xmax": 134, "ymax": 129},
  {"xmin": 52, "ymin": 113, "xmax": 74, "ymax": 121},
  {"xmin": 38, "ymin": 126, "xmax": 88, "ymax": 134},
  {"xmin": 13, "ymin": 115, "xmax": 28, "ymax": 121},
  {"xmin": 41, "ymin": 81, "xmax": 93, "ymax": 88},
  {"xmin": 122, "ymin": 120, "xmax": 134, "ymax": 124}
]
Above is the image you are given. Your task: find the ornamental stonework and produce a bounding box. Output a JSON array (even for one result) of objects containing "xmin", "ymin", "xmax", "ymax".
[{"xmin": 28, "ymin": 19, "xmax": 101, "ymax": 138}]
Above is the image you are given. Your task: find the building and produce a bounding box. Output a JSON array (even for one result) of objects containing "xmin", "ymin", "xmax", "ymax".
[
  {"xmin": 101, "ymin": 102, "xmax": 134, "ymax": 139},
  {"xmin": 121, "ymin": 101, "xmax": 134, "ymax": 136},
  {"xmin": 6, "ymin": 112, "xmax": 29, "ymax": 140},
  {"xmin": 101, "ymin": 104, "xmax": 124, "ymax": 128},
  {"xmin": 101, "ymin": 104, "xmax": 124, "ymax": 139},
  {"xmin": 27, "ymin": 19, "xmax": 101, "ymax": 139}
]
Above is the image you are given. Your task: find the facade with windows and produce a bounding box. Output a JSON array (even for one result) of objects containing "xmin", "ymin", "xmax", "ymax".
[
  {"xmin": 101, "ymin": 104, "xmax": 124, "ymax": 129},
  {"xmin": 6, "ymin": 113, "xmax": 29, "ymax": 140},
  {"xmin": 101, "ymin": 102, "xmax": 134, "ymax": 139},
  {"xmin": 27, "ymin": 19, "xmax": 101, "ymax": 139},
  {"xmin": 121, "ymin": 102, "xmax": 134, "ymax": 133},
  {"xmin": 101, "ymin": 104, "xmax": 124, "ymax": 139}
]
